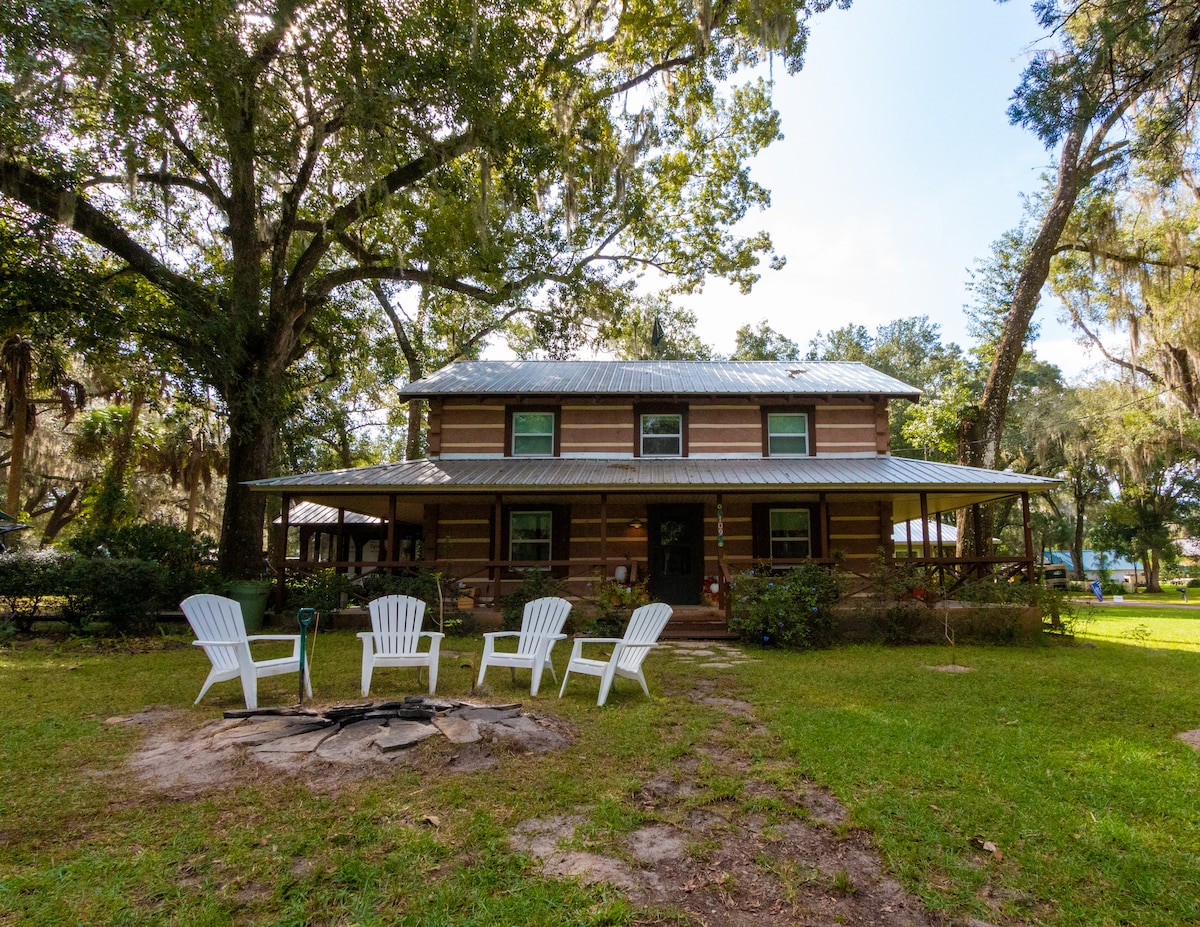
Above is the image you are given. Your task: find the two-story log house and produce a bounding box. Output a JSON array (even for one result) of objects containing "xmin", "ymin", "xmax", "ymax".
[{"xmin": 252, "ymin": 361, "xmax": 1057, "ymax": 613}]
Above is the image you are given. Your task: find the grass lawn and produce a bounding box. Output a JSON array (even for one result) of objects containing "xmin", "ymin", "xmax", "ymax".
[
  {"xmin": 2, "ymin": 621, "xmax": 1199, "ymax": 926},
  {"xmin": 1071, "ymin": 601, "xmax": 1200, "ymax": 651}
]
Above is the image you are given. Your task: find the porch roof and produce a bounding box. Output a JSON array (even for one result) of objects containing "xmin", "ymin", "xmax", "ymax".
[
  {"xmin": 249, "ymin": 456, "xmax": 1056, "ymax": 523},
  {"xmin": 396, "ymin": 360, "xmax": 921, "ymax": 400}
]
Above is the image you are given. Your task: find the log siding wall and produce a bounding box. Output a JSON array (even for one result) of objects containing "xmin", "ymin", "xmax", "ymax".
[{"xmin": 431, "ymin": 397, "xmax": 886, "ymax": 458}]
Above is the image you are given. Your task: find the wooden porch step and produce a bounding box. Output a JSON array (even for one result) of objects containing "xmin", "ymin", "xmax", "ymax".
[{"xmin": 662, "ymin": 606, "xmax": 737, "ymax": 641}]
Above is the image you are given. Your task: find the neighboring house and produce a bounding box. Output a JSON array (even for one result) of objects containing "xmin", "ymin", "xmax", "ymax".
[
  {"xmin": 1045, "ymin": 550, "xmax": 1143, "ymax": 583},
  {"xmin": 252, "ymin": 361, "xmax": 1057, "ymax": 612}
]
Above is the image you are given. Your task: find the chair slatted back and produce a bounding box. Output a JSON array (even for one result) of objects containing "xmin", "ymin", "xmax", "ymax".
[
  {"xmin": 368, "ymin": 595, "xmax": 428, "ymax": 654},
  {"xmin": 181, "ymin": 594, "xmax": 248, "ymax": 672},
  {"xmin": 517, "ymin": 597, "xmax": 572, "ymax": 656},
  {"xmin": 616, "ymin": 603, "xmax": 672, "ymax": 672}
]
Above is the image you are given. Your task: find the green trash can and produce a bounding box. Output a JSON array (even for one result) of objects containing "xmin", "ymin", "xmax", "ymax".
[{"xmin": 225, "ymin": 579, "xmax": 273, "ymax": 633}]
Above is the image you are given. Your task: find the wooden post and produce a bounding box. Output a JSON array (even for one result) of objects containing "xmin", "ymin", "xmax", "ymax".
[
  {"xmin": 919, "ymin": 493, "xmax": 931, "ymax": 560},
  {"xmin": 817, "ymin": 492, "xmax": 828, "ymax": 560},
  {"xmin": 1021, "ymin": 492, "xmax": 1035, "ymax": 584},
  {"xmin": 972, "ymin": 503, "xmax": 983, "ymax": 580},
  {"xmin": 337, "ymin": 507, "xmax": 348, "ymax": 570},
  {"xmin": 492, "ymin": 494, "xmax": 503, "ymax": 603},
  {"xmin": 599, "ymin": 492, "xmax": 608, "ymax": 581},
  {"xmin": 275, "ymin": 494, "xmax": 290, "ymax": 609},
  {"xmin": 934, "ymin": 514, "xmax": 944, "ymax": 590},
  {"xmin": 387, "ymin": 493, "xmax": 398, "ymax": 571},
  {"xmin": 905, "ymin": 517, "xmax": 912, "ymax": 559}
]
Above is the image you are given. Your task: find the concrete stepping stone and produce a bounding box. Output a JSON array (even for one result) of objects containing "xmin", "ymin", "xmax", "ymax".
[
  {"xmin": 252, "ymin": 726, "xmax": 337, "ymax": 754},
  {"xmin": 211, "ymin": 717, "xmax": 329, "ymax": 749}
]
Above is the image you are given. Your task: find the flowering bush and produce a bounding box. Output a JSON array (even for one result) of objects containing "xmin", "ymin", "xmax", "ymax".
[{"xmin": 728, "ymin": 562, "xmax": 841, "ymax": 648}]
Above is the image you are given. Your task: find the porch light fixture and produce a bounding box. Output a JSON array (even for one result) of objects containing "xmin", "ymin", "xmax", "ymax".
[{"xmin": 628, "ymin": 517, "xmax": 645, "ymax": 529}]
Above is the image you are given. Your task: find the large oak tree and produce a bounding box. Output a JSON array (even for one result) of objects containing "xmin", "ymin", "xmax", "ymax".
[{"xmin": 0, "ymin": 0, "xmax": 841, "ymax": 575}]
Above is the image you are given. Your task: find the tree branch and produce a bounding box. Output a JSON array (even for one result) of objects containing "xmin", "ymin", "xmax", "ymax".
[
  {"xmin": 0, "ymin": 161, "xmax": 218, "ymax": 317},
  {"xmin": 1063, "ymin": 301, "xmax": 1163, "ymax": 380}
]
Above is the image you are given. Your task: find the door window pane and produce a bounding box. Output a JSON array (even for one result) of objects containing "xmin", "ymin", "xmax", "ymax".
[
  {"xmin": 770, "ymin": 508, "xmax": 811, "ymax": 560},
  {"xmin": 512, "ymin": 412, "xmax": 555, "ymax": 456},
  {"xmin": 641, "ymin": 414, "xmax": 682, "ymax": 456},
  {"xmin": 768, "ymin": 413, "xmax": 808, "ymax": 456},
  {"xmin": 510, "ymin": 511, "xmax": 552, "ymax": 565}
]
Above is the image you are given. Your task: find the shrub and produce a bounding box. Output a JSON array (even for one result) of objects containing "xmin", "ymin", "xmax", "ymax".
[
  {"xmin": 68, "ymin": 523, "xmax": 218, "ymax": 605},
  {"xmin": 728, "ymin": 562, "xmax": 840, "ymax": 649},
  {"xmin": 357, "ymin": 569, "xmax": 473, "ymax": 634},
  {"xmin": 857, "ymin": 557, "xmax": 941, "ymax": 644},
  {"xmin": 0, "ymin": 550, "xmax": 71, "ymax": 632},
  {"xmin": 501, "ymin": 571, "xmax": 571, "ymax": 632},
  {"xmin": 286, "ymin": 568, "xmax": 354, "ymax": 615},
  {"xmin": 586, "ymin": 580, "xmax": 649, "ymax": 636},
  {"xmin": 60, "ymin": 556, "xmax": 166, "ymax": 634}
]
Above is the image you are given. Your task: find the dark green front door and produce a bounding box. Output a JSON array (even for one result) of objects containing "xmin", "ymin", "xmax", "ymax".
[{"xmin": 648, "ymin": 503, "xmax": 703, "ymax": 605}]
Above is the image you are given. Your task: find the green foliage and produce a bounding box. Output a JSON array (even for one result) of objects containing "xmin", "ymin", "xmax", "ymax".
[
  {"xmin": 67, "ymin": 522, "xmax": 218, "ymax": 605},
  {"xmin": 358, "ymin": 570, "xmax": 445, "ymax": 609},
  {"xmin": 730, "ymin": 319, "xmax": 799, "ymax": 360},
  {"xmin": 0, "ymin": 550, "xmax": 71, "ymax": 632},
  {"xmin": 586, "ymin": 580, "xmax": 649, "ymax": 637},
  {"xmin": 728, "ymin": 562, "xmax": 840, "ymax": 649},
  {"xmin": 500, "ymin": 571, "xmax": 570, "ymax": 632},
  {"xmin": 285, "ymin": 568, "xmax": 354, "ymax": 614},
  {"xmin": 59, "ymin": 556, "xmax": 165, "ymax": 634}
]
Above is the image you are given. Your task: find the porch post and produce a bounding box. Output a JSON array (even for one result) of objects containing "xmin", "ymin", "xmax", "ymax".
[
  {"xmin": 972, "ymin": 503, "xmax": 983, "ymax": 580},
  {"xmin": 1021, "ymin": 492, "xmax": 1035, "ymax": 584},
  {"xmin": 919, "ymin": 493, "xmax": 931, "ymax": 560},
  {"xmin": 905, "ymin": 518, "xmax": 912, "ymax": 559},
  {"xmin": 492, "ymin": 494, "xmax": 503, "ymax": 604},
  {"xmin": 818, "ymin": 492, "xmax": 829, "ymax": 560},
  {"xmin": 935, "ymin": 515, "xmax": 945, "ymax": 590},
  {"xmin": 337, "ymin": 507, "xmax": 348, "ymax": 570},
  {"xmin": 387, "ymin": 493, "xmax": 398, "ymax": 569},
  {"xmin": 599, "ymin": 493, "xmax": 608, "ymax": 581},
  {"xmin": 275, "ymin": 494, "xmax": 290, "ymax": 610}
]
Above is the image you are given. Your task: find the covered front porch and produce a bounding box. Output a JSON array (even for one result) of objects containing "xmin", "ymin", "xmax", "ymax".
[{"xmin": 252, "ymin": 457, "xmax": 1058, "ymax": 619}]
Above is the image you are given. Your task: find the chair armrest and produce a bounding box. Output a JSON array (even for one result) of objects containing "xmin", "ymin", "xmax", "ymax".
[
  {"xmin": 421, "ymin": 632, "xmax": 446, "ymax": 642},
  {"xmin": 356, "ymin": 632, "xmax": 373, "ymax": 640},
  {"xmin": 482, "ymin": 631, "xmax": 520, "ymax": 640},
  {"xmin": 247, "ymin": 635, "xmax": 300, "ymax": 642}
]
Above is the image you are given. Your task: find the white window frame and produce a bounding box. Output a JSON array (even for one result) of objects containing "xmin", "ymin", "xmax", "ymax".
[
  {"xmin": 640, "ymin": 413, "xmax": 683, "ymax": 457},
  {"xmin": 511, "ymin": 411, "xmax": 556, "ymax": 457},
  {"xmin": 769, "ymin": 508, "xmax": 811, "ymax": 560},
  {"xmin": 509, "ymin": 510, "xmax": 552, "ymax": 567},
  {"xmin": 767, "ymin": 412, "xmax": 809, "ymax": 457}
]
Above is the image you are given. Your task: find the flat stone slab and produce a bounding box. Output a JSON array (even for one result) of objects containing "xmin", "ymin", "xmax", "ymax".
[
  {"xmin": 211, "ymin": 718, "xmax": 329, "ymax": 749},
  {"xmin": 698, "ymin": 662, "xmax": 736, "ymax": 669},
  {"xmin": 433, "ymin": 716, "xmax": 482, "ymax": 744},
  {"xmin": 455, "ymin": 706, "xmax": 522, "ymax": 722},
  {"xmin": 378, "ymin": 721, "xmax": 440, "ymax": 752},
  {"xmin": 252, "ymin": 726, "xmax": 336, "ymax": 754}
]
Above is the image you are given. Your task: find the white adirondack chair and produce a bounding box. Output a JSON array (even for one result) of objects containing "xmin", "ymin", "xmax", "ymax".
[
  {"xmin": 476, "ymin": 596, "xmax": 571, "ymax": 696},
  {"xmin": 357, "ymin": 595, "xmax": 443, "ymax": 696},
  {"xmin": 181, "ymin": 593, "xmax": 312, "ymax": 710},
  {"xmin": 558, "ymin": 603, "xmax": 672, "ymax": 706}
]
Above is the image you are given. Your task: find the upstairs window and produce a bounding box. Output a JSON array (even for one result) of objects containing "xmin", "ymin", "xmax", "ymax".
[
  {"xmin": 511, "ymin": 411, "xmax": 555, "ymax": 456},
  {"xmin": 769, "ymin": 508, "xmax": 811, "ymax": 560},
  {"xmin": 509, "ymin": 510, "xmax": 552, "ymax": 565},
  {"xmin": 640, "ymin": 413, "xmax": 683, "ymax": 457},
  {"xmin": 766, "ymin": 412, "xmax": 810, "ymax": 456}
]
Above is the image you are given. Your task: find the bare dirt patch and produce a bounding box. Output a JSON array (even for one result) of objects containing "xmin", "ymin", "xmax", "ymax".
[
  {"xmin": 512, "ymin": 654, "xmax": 946, "ymax": 927},
  {"xmin": 1177, "ymin": 729, "xmax": 1200, "ymax": 750},
  {"xmin": 125, "ymin": 697, "xmax": 574, "ymax": 796}
]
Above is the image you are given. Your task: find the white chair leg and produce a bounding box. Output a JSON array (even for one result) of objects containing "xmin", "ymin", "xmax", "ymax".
[
  {"xmin": 195, "ymin": 671, "xmax": 218, "ymax": 705},
  {"xmin": 635, "ymin": 669, "xmax": 649, "ymax": 696},
  {"xmin": 558, "ymin": 668, "xmax": 571, "ymax": 698},
  {"xmin": 304, "ymin": 662, "xmax": 314, "ymax": 698},
  {"xmin": 239, "ymin": 670, "xmax": 258, "ymax": 711},
  {"xmin": 360, "ymin": 639, "xmax": 374, "ymax": 697},
  {"xmin": 597, "ymin": 662, "xmax": 618, "ymax": 707},
  {"xmin": 427, "ymin": 659, "xmax": 438, "ymax": 695},
  {"xmin": 476, "ymin": 661, "xmax": 489, "ymax": 690},
  {"xmin": 530, "ymin": 660, "xmax": 545, "ymax": 697}
]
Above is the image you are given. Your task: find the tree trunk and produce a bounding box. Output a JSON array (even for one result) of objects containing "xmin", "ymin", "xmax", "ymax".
[
  {"xmin": 6, "ymin": 388, "xmax": 27, "ymax": 517},
  {"xmin": 1145, "ymin": 550, "xmax": 1162, "ymax": 593},
  {"xmin": 217, "ymin": 383, "xmax": 280, "ymax": 578}
]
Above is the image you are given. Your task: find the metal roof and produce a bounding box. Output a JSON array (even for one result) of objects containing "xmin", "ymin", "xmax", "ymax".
[
  {"xmin": 397, "ymin": 360, "xmax": 921, "ymax": 399},
  {"xmin": 271, "ymin": 501, "xmax": 381, "ymax": 526},
  {"xmin": 250, "ymin": 456, "xmax": 1055, "ymax": 494}
]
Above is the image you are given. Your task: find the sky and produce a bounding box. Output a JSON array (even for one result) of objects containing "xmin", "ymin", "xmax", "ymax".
[{"xmin": 671, "ymin": 0, "xmax": 1096, "ymax": 376}]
